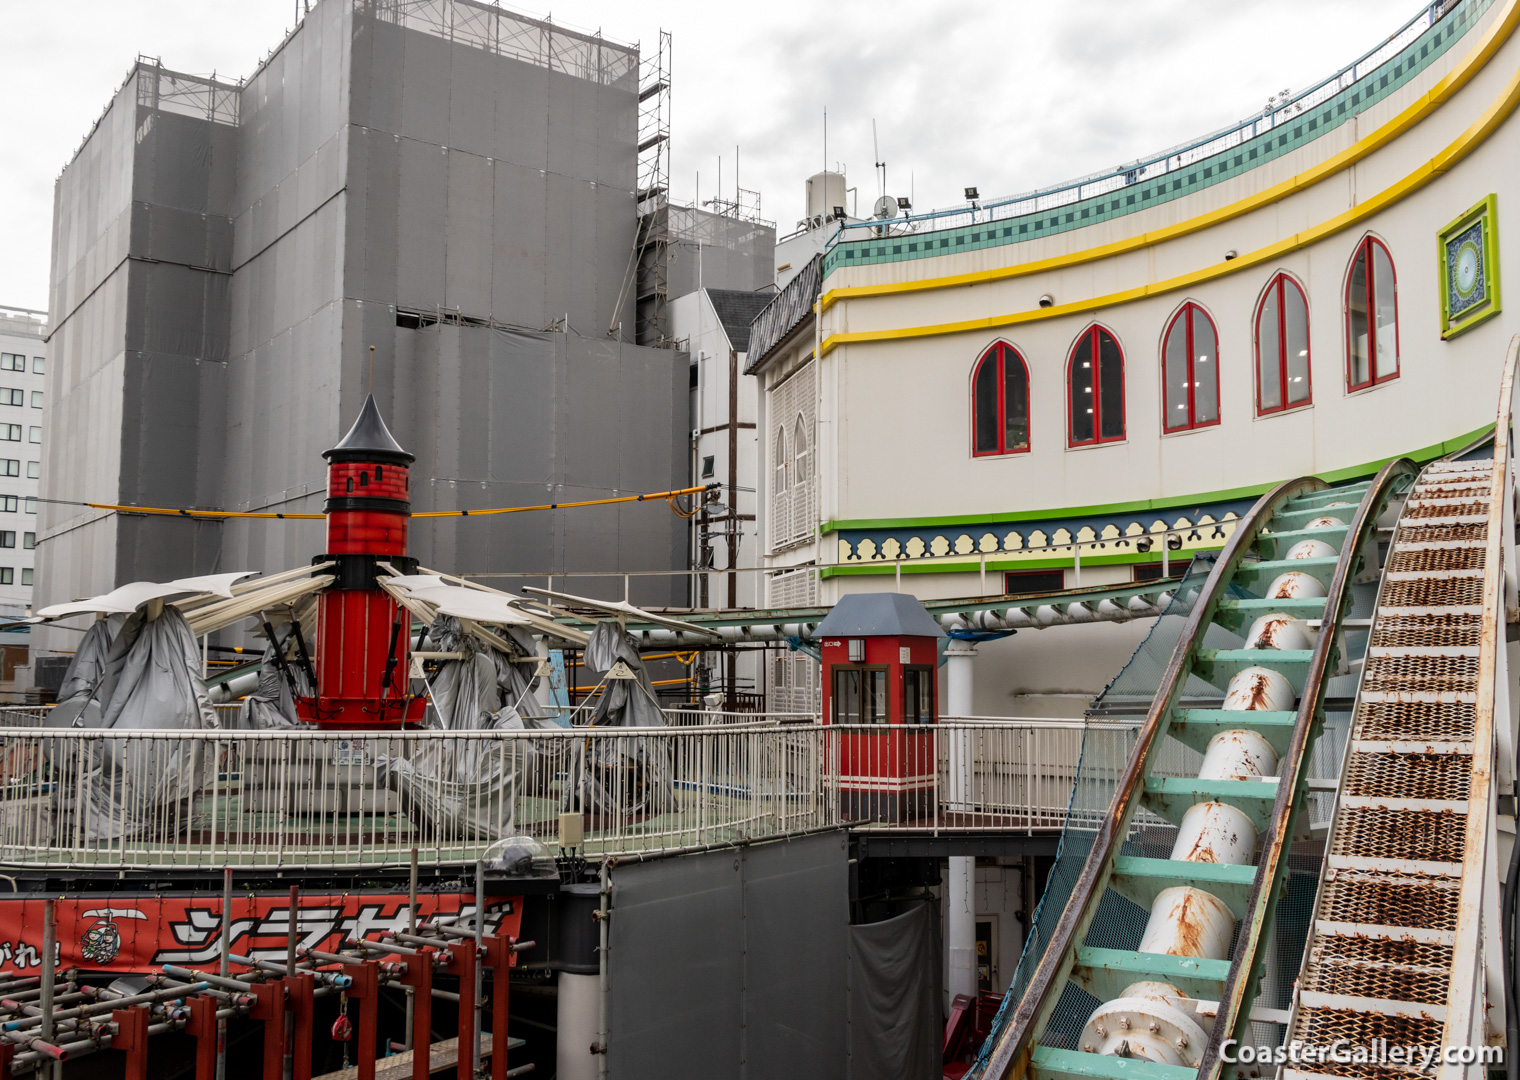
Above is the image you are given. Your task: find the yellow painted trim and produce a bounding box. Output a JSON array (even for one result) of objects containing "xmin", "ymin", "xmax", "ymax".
[
  {"xmin": 817, "ymin": 0, "xmax": 1520, "ymax": 316},
  {"xmin": 818, "ymin": 39, "xmax": 1520, "ymax": 358}
]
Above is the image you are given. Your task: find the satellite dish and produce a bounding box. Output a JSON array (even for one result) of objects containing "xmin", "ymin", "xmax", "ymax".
[{"xmin": 873, "ymin": 195, "xmax": 897, "ymax": 220}]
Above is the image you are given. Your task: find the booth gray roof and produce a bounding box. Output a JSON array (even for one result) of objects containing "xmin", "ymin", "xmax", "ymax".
[{"xmin": 814, "ymin": 593, "xmax": 945, "ymax": 639}]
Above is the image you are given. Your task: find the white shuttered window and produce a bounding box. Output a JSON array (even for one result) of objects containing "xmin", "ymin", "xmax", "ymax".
[{"xmin": 769, "ymin": 362, "xmax": 816, "ymax": 550}]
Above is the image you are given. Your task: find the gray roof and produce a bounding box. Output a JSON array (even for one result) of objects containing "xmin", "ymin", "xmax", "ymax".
[
  {"xmin": 814, "ymin": 593, "xmax": 946, "ymax": 639},
  {"xmin": 706, "ymin": 289, "xmax": 774, "ymax": 354},
  {"xmin": 745, "ymin": 254, "xmax": 822, "ymax": 374}
]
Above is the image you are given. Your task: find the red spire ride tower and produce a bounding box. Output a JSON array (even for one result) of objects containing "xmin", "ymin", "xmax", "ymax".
[{"xmin": 297, "ymin": 395, "xmax": 427, "ymax": 728}]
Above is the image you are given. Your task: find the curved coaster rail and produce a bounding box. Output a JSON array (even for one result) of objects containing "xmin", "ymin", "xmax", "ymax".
[{"xmin": 977, "ymin": 458, "xmax": 1417, "ymax": 1080}]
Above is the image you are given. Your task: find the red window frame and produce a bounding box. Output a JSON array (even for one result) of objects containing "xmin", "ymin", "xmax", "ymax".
[
  {"xmin": 1066, "ymin": 325, "xmax": 1126, "ymax": 447},
  {"xmin": 1161, "ymin": 303, "xmax": 1221, "ymax": 433},
  {"xmin": 970, "ymin": 342, "xmax": 1031, "ymax": 457},
  {"xmin": 1345, "ymin": 236, "xmax": 1399, "ymax": 392},
  {"xmin": 1254, "ymin": 273, "xmax": 1312, "ymax": 416}
]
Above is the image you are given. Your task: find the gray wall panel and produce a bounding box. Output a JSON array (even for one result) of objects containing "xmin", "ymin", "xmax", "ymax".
[
  {"xmin": 491, "ymin": 162, "xmax": 548, "ymax": 325},
  {"xmin": 606, "ymin": 833, "xmax": 849, "ymax": 1080},
  {"xmin": 444, "ymin": 150, "xmax": 494, "ymax": 317},
  {"xmin": 607, "ymin": 853, "xmax": 743, "ymax": 1076},
  {"xmin": 395, "ymin": 137, "xmax": 448, "ymax": 309}
]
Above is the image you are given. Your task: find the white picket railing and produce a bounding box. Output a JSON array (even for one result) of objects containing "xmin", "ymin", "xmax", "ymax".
[{"xmin": 0, "ymin": 714, "xmax": 1137, "ymax": 870}]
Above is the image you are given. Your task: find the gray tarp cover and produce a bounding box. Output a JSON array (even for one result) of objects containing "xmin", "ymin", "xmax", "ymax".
[
  {"xmin": 848, "ymin": 902, "xmax": 943, "ymax": 1080},
  {"xmin": 562, "ymin": 621, "xmax": 671, "ymax": 816},
  {"xmin": 46, "ymin": 615, "xmax": 124, "ymax": 730},
  {"xmin": 236, "ymin": 624, "xmax": 312, "ymax": 729},
  {"xmin": 387, "ymin": 616, "xmax": 553, "ymax": 840},
  {"xmin": 47, "ymin": 609, "xmax": 216, "ymax": 841}
]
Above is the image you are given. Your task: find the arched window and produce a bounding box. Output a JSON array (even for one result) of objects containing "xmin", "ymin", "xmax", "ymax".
[
  {"xmin": 774, "ymin": 428, "xmax": 788, "ymax": 494},
  {"xmin": 1161, "ymin": 302, "xmax": 1220, "ymax": 433},
  {"xmin": 1346, "ymin": 236, "xmax": 1398, "ymax": 391},
  {"xmin": 793, "ymin": 415, "xmax": 810, "ymax": 482},
  {"xmin": 971, "ymin": 342, "xmax": 1031, "ymax": 456},
  {"xmin": 1255, "ymin": 273, "xmax": 1311, "ymax": 415},
  {"xmin": 1067, "ymin": 326, "xmax": 1125, "ymax": 447}
]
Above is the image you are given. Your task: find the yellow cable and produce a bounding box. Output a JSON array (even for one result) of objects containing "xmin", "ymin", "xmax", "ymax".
[{"xmin": 73, "ymin": 484, "xmax": 714, "ymax": 522}]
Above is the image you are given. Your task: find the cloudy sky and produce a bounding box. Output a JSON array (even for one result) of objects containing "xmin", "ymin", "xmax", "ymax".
[{"xmin": 1, "ymin": 0, "xmax": 1412, "ymax": 312}]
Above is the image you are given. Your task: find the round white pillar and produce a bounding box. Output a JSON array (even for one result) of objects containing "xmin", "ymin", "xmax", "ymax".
[
  {"xmin": 944, "ymin": 638, "xmax": 978, "ymax": 1007},
  {"xmin": 947, "ymin": 853, "xmax": 977, "ymax": 1005}
]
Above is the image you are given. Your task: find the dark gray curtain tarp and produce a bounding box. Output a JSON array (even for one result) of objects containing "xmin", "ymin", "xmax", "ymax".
[{"xmin": 848, "ymin": 902, "xmax": 943, "ymax": 1080}]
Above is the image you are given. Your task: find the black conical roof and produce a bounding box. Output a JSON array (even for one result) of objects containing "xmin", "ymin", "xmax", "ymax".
[{"xmin": 323, "ymin": 394, "xmax": 414, "ymax": 465}]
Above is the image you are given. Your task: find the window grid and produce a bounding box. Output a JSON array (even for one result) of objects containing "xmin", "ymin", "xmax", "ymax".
[
  {"xmin": 1162, "ymin": 303, "xmax": 1221, "ymax": 433},
  {"xmin": 1067, "ymin": 326, "xmax": 1126, "ymax": 447},
  {"xmin": 1255, "ymin": 273, "xmax": 1313, "ymax": 416},
  {"xmin": 1346, "ymin": 236, "xmax": 1400, "ymax": 391},
  {"xmin": 971, "ymin": 342, "xmax": 1031, "ymax": 457}
]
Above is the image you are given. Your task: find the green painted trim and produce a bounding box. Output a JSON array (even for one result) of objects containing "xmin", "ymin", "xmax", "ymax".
[
  {"xmin": 818, "ymin": 545, "xmax": 1225, "ymax": 579},
  {"xmin": 1439, "ymin": 192, "xmax": 1502, "ymax": 338},
  {"xmin": 819, "ymin": 424, "xmax": 1489, "ymax": 536}
]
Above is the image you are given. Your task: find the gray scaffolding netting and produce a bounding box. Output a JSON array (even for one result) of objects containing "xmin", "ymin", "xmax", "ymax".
[
  {"xmin": 45, "ymin": 608, "xmax": 216, "ymax": 842},
  {"xmin": 972, "ymin": 548, "xmax": 1376, "ymax": 1075},
  {"xmin": 561, "ymin": 621, "xmax": 673, "ymax": 817},
  {"xmin": 386, "ymin": 616, "xmax": 555, "ymax": 840}
]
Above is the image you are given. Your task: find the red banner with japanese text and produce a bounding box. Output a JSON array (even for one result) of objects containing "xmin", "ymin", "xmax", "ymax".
[{"xmin": 0, "ymin": 892, "xmax": 522, "ymax": 976}]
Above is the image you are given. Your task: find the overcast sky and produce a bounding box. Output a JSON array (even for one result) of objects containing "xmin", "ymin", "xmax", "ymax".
[{"xmin": 1, "ymin": 0, "xmax": 1414, "ymax": 312}]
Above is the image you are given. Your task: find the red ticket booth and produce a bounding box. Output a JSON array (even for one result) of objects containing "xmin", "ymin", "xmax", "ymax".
[{"xmin": 816, "ymin": 593, "xmax": 944, "ymax": 823}]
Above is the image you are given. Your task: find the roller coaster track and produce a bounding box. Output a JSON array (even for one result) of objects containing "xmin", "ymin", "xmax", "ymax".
[{"xmin": 978, "ymin": 341, "xmax": 1520, "ymax": 1080}]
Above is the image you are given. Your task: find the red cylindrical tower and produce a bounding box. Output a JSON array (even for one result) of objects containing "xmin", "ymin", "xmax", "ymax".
[{"xmin": 297, "ymin": 395, "xmax": 427, "ymax": 728}]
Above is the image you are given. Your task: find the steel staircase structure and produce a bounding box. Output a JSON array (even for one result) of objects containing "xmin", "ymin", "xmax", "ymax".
[{"xmin": 978, "ymin": 339, "xmax": 1520, "ymax": 1080}]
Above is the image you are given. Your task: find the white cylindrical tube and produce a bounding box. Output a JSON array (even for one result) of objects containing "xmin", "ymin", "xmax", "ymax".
[
  {"xmin": 1285, "ymin": 538, "xmax": 1337, "ymax": 560},
  {"xmin": 1171, "ymin": 801, "xmax": 1257, "ymax": 864},
  {"xmin": 1243, "ymin": 613, "xmax": 1311, "ymax": 651},
  {"xmin": 1221, "ymin": 665, "xmax": 1295, "ymax": 711},
  {"xmin": 1265, "ymin": 571, "xmax": 1327, "ymax": 600},
  {"xmin": 1138, "ymin": 887, "xmax": 1235, "ymax": 960},
  {"xmin": 1199, "ymin": 729, "xmax": 1278, "ymax": 781}
]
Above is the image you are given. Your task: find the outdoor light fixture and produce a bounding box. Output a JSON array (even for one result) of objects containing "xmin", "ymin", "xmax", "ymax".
[
  {"xmin": 897, "ymin": 196, "xmax": 911, "ymax": 210},
  {"xmin": 1038, "ymin": 294, "xmax": 1055, "ymax": 308},
  {"xmin": 1224, "ymin": 249, "xmax": 1238, "ymax": 260},
  {"xmin": 832, "ymin": 205, "xmax": 845, "ymax": 220},
  {"xmin": 964, "ymin": 186, "xmax": 979, "ymax": 200}
]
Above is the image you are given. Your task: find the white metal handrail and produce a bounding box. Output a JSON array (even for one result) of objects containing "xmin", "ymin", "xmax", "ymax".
[{"xmin": 0, "ymin": 720, "xmax": 1123, "ymax": 870}]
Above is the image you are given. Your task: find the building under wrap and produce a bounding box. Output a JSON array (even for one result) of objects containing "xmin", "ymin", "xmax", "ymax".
[{"xmin": 40, "ymin": 0, "xmax": 688, "ymax": 646}]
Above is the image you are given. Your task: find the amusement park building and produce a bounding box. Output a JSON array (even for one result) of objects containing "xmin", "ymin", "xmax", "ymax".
[{"xmin": 750, "ymin": 0, "xmax": 1520, "ymax": 718}]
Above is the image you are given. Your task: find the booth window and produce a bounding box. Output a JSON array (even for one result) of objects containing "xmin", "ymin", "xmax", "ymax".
[
  {"xmin": 1256, "ymin": 273, "xmax": 1312, "ymax": 414},
  {"xmin": 903, "ymin": 666, "xmax": 936, "ymax": 724},
  {"xmin": 1004, "ymin": 569, "xmax": 1065, "ymax": 595},
  {"xmin": 972, "ymin": 342, "xmax": 1030, "ymax": 456},
  {"xmin": 1162, "ymin": 303, "xmax": 1220, "ymax": 432},
  {"xmin": 832, "ymin": 667, "xmax": 888, "ymax": 724},
  {"xmin": 1346, "ymin": 236, "xmax": 1399, "ymax": 391},
  {"xmin": 1067, "ymin": 326, "xmax": 1125, "ymax": 446}
]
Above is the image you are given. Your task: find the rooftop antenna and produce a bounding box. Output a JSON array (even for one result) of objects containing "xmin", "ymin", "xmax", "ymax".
[
  {"xmin": 368, "ymin": 345, "xmax": 374, "ymax": 394},
  {"xmin": 872, "ymin": 119, "xmax": 886, "ymax": 200}
]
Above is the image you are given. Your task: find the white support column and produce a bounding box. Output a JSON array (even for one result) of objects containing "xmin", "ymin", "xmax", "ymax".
[{"xmin": 944, "ymin": 638, "xmax": 978, "ymax": 1005}]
